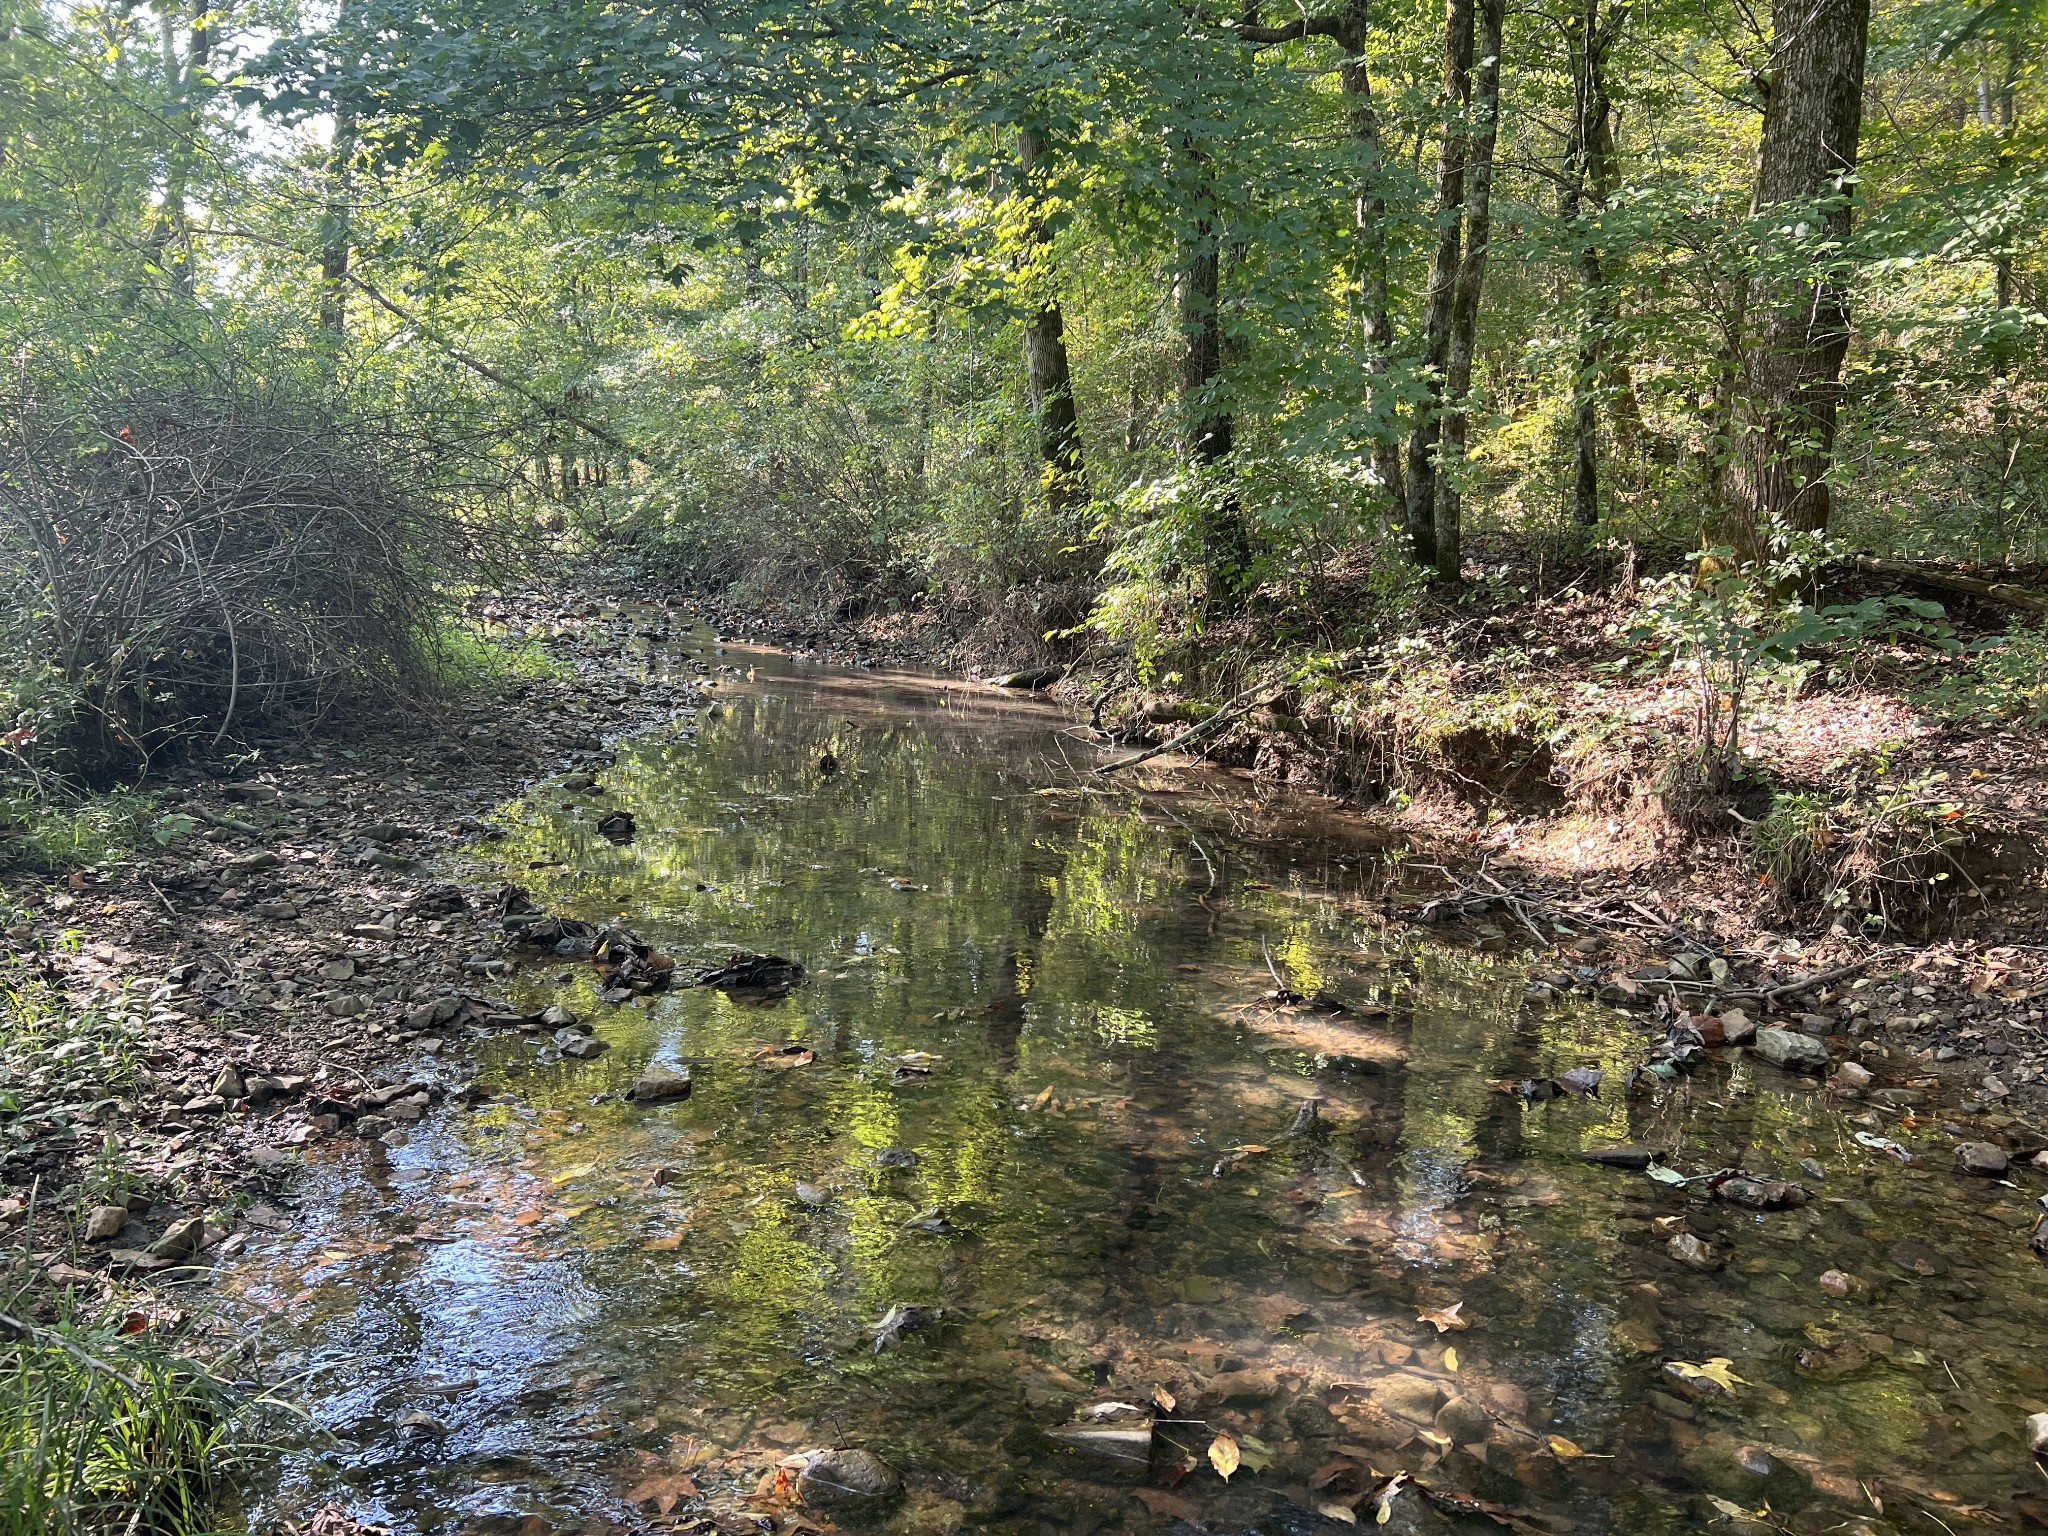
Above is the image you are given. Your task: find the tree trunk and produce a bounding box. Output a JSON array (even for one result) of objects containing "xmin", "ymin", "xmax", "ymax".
[
  {"xmin": 1338, "ymin": 1, "xmax": 1406, "ymax": 516},
  {"xmin": 1434, "ymin": 0, "xmax": 1503, "ymax": 583},
  {"xmin": 1718, "ymin": 0, "xmax": 1871, "ymax": 557},
  {"xmin": 1017, "ymin": 126, "xmax": 1090, "ymax": 525},
  {"xmin": 1564, "ymin": 0, "xmax": 1625, "ymax": 528},
  {"xmin": 1404, "ymin": 0, "xmax": 1476, "ymax": 566},
  {"xmin": 1178, "ymin": 134, "xmax": 1248, "ymax": 601}
]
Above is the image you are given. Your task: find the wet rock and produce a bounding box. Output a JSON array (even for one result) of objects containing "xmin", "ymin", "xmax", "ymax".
[
  {"xmin": 1955, "ymin": 1142, "xmax": 2009, "ymax": 1176},
  {"xmin": 794, "ymin": 1181, "xmax": 831, "ymax": 1206},
  {"xmin": 875, "ymin": 1147, "xmax": 919, "ymax": 1169},
  {"xmin": 83, "ymin": 1205, "xmax": 128, "ymax": 1242},
  {"xmin": 1833, "ymin": 1061, "xmax": 1874, "ymax": 1089},
  {"xmin": 540, "ymin": 1004, "xmax": 579, "ymax": 1029},
  {"xmin": 628, "ymin": 1063, "xmax": 693, "ymax": 1103},
  {"xmin": 1733, "ymin": 1446, "xmax": 1775, "ymax": 1477},
  {"xmin": 990, "ymin": 665, "xmax": 1065, "ymax": 691},
  {"xmin": 1889, "ymin": 1240, "xmax": 1946, "ymax": 1277},
  {"xmin": 1434, "ymin": 1395, "xmax": 1492, "ymax": 1445},
  {"xmin": 1798, "ymin": 1158, "xmax": 1826, "ymax": 1182},
  {"xmin": 1668, "ymin": 1233, "xmax": 1719, "ymax": 1270},
  {"xmin": 2029, "ymin": 1412, "xmax": 2048, "ymax": 1458},
  {"xmin": 1207, "ymin": 1368, "xmax": 1280, "ymax": 1404},
  {"xmin": 799, "ymin": 1447, "xmax": 904, "ymax": 1500},
  {"xmin": 1818, "ymin": 1269, "xmax": 1867, "ymax": 1297},
  {"xmin": 384, "ymin": 1093, "xmax": 431, "ymax": 1122},
  {"xmin": 1713, "ymin": 1177, "xmax": 1807, "ymax": 1210},
  {"xmin": 695, "ymin": 952, "xmax": 806, "ymax": 993},
  {"xmin": 396, "ymin": 1410, "xmax": 448, "ymax": 1438},
  {"xmin": 1365, "ymin": 1372, "xmax": 1446, "ymax": 1426},
  {"xmin": 146, "ymin": 1216, "xmax": 207, "ymax": 1261},
  {"xmin": 355, "ymin": 1114, "xmax": 392, "ymax": 1138},
  {"xmin": 1751, "ymin": 1028, "xmax": 1829, "ymax": 1072},
  {"xmin": 1583, "ymin": 1144, "xmax": 1662, "ymax": 1170},
  {"xmin": 872, "ymin": 1303, "xmax": 940, "ymax": 1353},
  {"xmin": 1716, "ymin": 1009, "xmax": 1756, "ymax": 1046},
  {"xmin": 560, "ymin": 1034, "xmax": 610, "ymax": 1060}
]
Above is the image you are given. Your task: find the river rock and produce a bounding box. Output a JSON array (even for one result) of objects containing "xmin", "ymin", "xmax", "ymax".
[
  {"xmin": 799, "ymin": 1447, "xmax": 903, "ymax": 1500},
  {"xmin": 1583, "ymin": 1144, "xmax": 1661, "ymax": 1170},
  {"xmin": 629, "ymin": 1063, "xmax": 693, "ymax": 1103},
  {"xmin": 83, "ymin": 1205, "xmax": 128, "ymax": 1242},
  {"xmin": 541, "ymin": 1003, "xmax": 579, "ymax": 1028},
  {"xmin": 1207, "ymin": 1368, "xmax": 1280, "ymax": 1404},
  {"xmin": 1366, "ymin": 1372, "xmax": 1446, "ymax": 1426},
  {"xmin": 1668, "ymin": 1233, "xmax": 1719, "ymax": 1270},
  {"xmin": 1434, "ymin": 1395, "xmax": 1492, "ymax": 1445},
  {"xmin": 1046, "ymin": 1423, "xmax": 1154, "ymax": 1462},
  {"xmin": 1833, "ymin": 1060, "xmax": 1874, "ymax": 1089},
  {"xmin": 212, "ymin": 1066, "xmax": 246, "ymax": 1100},
  {"xmin": 2029, "ymin": 1412, "xmax": 2048, "ymax": 1457},
  {"xmin": 1717, "ymin": 1009, "xmax": 1756, "ymax": 1046},
  {"xmin": 146, "ymin": 1216, "xmax": 207, "ymax": 1261},
  {"xmin": 1955, "ymin": 1142, "xmax": 2009, "ymax": 1176},
  {"xmin": 1818, "ymin": 1269, "xmax": 1867, "ymax": 1297},
  {"xmin": 1752, "ymin": 1028, "xmax": 1829, "ymax": 1072},
  {"xmin": 560, "ymin": 1034, "xmax": 609, "ymax": 1060}
]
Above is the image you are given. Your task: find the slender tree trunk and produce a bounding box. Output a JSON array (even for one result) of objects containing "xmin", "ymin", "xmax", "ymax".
[
  {"xmin": 1338, "ymin": 1, "xmax": 1406, "ymax": 515},
  {"xmin": 1718, "ymin": 0, "xmax": 1871, "ymax": 557},
  {"xmin": 1404, "ymin": 0, "xmax": 1476, "ymax": 565},
  {"xmin": 1178, "ymin": 133, "xmax": 1248, "ymax": 601},
  {"xmin": 1435, "ymin": 0, "xmax": 1503, "ymax": 583},
  {"xmin": 1564, "ymin": 0, "xmax": 1625, "ymax": 527},
  {"xmin": 1017, "ymin": 126, "xmax": 1090, "ymax": 525}
]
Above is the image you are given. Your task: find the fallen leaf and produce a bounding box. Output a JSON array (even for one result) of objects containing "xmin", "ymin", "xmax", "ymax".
[
  {"xmin": 1442, "ymin": 1345, "xmax": 1459, "ymax": 1372},
  {"xmin": 511, "ymin": 1210, "xmax": 547, "ymax": 1227},
  {"xmin": 1546, "ymin": 1435, "xmax": 1584, "ymax": 1458},
  {"xmin": 1152, "ymin": 1384, "xmax": 1177, "ymax": 1413},
  {"xmin": 1645, "ymin": 1163, "xmax": 1688, "ymax": 1186},
  {"xmin": 1208, "ymin": 1431, "xmax": 1240, "ymax": 1481},
  {"xmin": 1317, "ymin": 1501, "xmax": 1359, "ymax": 1525},
  {"xmin": 644, "ymin": 1230, "xmax": 690, "ymax": 1251},
  {"xmin": 551, "ymin": 1162, "xmax": 597, "ymax": 1184},
  {"xmin": 1665, "ymin": 1357, "xmax": 1745, "ymax": 1396},
  {"xmin": 1417, "ymin": 1301, "xmax": 1467, "ymax": 1333},
  {"xmin": 755, "ymin": 1047, "xmax": 816, "ymax": 1071}
]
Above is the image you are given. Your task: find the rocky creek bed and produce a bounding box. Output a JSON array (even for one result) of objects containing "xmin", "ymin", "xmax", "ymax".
[{"xmin": 7, "ymin": 608, "xmax": 2048, "ymax": 1536}]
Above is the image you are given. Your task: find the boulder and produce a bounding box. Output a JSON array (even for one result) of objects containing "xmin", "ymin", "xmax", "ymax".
[{"xmin": 83, "ymin": 1205, "xmax": 128, "ymax": 1242}]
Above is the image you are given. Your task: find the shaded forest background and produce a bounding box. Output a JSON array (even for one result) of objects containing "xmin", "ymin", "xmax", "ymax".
[{"xmin": 0, "ymin": 0, "xmax": 2042, "ymax": 775}]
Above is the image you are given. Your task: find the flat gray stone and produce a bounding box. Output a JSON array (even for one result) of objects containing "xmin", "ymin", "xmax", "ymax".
[{"xmin": 1752, "ymin": 1028, "xmax": 1829, "ymax": 1072}]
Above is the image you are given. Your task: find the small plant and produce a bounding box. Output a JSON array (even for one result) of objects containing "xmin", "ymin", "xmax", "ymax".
[
  {"xmin": 1749, "ymin": 769, "xmax": 1976, "ymax": 923},
  {"xmin": 1916, "ymin": 626, "xmax": 2048, "ymax": 725},
  {"xmin": 1631, "ymin": 534, "xmax": 1954, "ymax": 789}
]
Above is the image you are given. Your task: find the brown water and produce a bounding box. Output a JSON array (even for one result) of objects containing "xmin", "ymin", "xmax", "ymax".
[{"xmin": 223, "ymin": 638, "xmax": 2048, "ymax": 1536}]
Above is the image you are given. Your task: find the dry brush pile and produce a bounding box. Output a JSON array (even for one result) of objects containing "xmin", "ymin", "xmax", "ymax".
[{"xmin": 0, "ymin": 380, "xmax": 461, "ymax": 785}]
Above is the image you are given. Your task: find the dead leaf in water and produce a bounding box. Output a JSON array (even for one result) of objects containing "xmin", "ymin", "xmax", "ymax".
[
  {"xmin": 1417, "ymin": 1301, "xmax": 1467, "ymax": 1333},
  {"xmin": 1546, "ymin": 1435, "xmax": 1585, "ymax": 1458},
  {"xmin": 1665, "ymin": 1357, "xmax": 1744, "ymax": 1396},
  {"xmin": 1152, "ymin": 1384, "xmax": 1177, "ymax": 1413},
  {"xmin": 1207, "ymin": 1431, "xmax": 1240, "ymax": 1481},
  {"xmin": 644, "ymin": 1230, "xmax": 691, "ymax": 1251},
  {"xmin": 755, "ymin": 1046, "xmax": 817, "ymax": 1071},
  {"xmin": 1442, "ymin": 1346, "xmax": 1459, "ymax": 1372}
]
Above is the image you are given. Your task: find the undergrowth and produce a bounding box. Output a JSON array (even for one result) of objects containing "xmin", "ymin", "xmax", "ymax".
[{"xmin": 1749, "ymin": 769, "xmax": 1978, "ymax": 925}]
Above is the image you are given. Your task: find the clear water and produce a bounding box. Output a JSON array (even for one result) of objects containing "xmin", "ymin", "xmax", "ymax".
[{"xmin": 223, "ymin": 637, "xmax": 2048, "ymax": 1536}]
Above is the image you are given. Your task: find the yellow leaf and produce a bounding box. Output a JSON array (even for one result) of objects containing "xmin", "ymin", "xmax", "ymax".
[
  {"xmin": 1546, "ymin": 1435, "xmax": 1584, "ymax": 1458},
  {"xmin": 1208, "ymin": 1431, "xmax": 1240, "ymax": 1481},
  {"xmin": 1316, "ymin": 1501, "xmax": 1358, "ymax": 1525},
  {"xmin": 1442, "ymin": 1346, "xmax": 1459, "ymax": 1372},
  {"xmin": 1666, "ymin": 1357, "xmax": 1745, "ymax": 1395},
  {"xmin": 551, "ymin": 1162, "xmax": 597, "ymax": 1184},
  {"xmin": 1153, "ymin": 1385, "xmax": 1177, "ymax": 1413}
]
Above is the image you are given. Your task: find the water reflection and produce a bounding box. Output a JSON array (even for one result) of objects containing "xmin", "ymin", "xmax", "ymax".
[{"xmin": 224, "ymin": 641, "xmax": 2048, "ymax": 1536}]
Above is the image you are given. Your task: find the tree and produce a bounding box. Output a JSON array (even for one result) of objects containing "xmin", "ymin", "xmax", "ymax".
[
  {"xmin": 1719, "ymin": 0, "xmax": 1873, "ymax": 556},
  {"xmin": 1016, "ymin": 124, "xmax": 1090, "ymax": 526}
]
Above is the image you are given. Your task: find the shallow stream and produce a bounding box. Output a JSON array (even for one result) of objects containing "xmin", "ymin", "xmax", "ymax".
[{"xmin": 224, "ymin": 639, "xmax": 2048, "ymax": 1536}]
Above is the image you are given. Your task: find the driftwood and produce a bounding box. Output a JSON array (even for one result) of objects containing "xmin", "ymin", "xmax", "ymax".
[{"xmin": 1852, "ymin": 556, "xmax": 2048, "ymax": 618}]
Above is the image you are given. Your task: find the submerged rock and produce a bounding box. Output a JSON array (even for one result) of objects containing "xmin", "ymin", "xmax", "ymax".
[
  {"xmin": 628, "ymin": 1063, "xmax": 693, "ymax": 1103},
  {"xmin": 1955, "ymin": 1142, "xmax": 2010, "ymax": 1177},
  {"xmin": 799, "ymin": 1447, "xmax": 903, "ymax": 1500}
]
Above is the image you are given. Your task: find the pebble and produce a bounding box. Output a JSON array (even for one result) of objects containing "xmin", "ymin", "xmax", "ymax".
[
  {"xmin": 629, "ymin": 1063, "xmax": 694, "ymax": 1103},
  {"xmin": 1818, "ymin": 1269, "xmax": 1866, "ymax": 1297},
  {"xmin": 83, "ymin": 1205, "xmax": 129, "ymax": 1242},
  {"xmin": 1833, "ymin": 1061, "xmax": 1874, "ymax": 1089},
  {"xmin": 560, "ymin": 1035, "xmax": 609, "ymax": 1060},
  {"xmin": 1668, "ymin": 1233, "xmax": 1718, "ymax": 1270}
]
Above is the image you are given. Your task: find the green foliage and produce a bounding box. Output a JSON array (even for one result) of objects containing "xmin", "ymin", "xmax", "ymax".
[
  {"xmin": 428, "ymin": 624, "xmax": 571, "ymax": 694},
  {"xmin": 1750, "ymin": 770, "xmax": 1977, "ymax": 921},
  {"xmin": 1916, "ymin": 626, "xmax": 2048, "ymax": 723}
]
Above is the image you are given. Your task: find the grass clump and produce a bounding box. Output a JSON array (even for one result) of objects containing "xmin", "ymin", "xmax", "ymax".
[
  {"xmin": 1750, "ymin": 768, "xmax": 1978, "ymax": 925},
  {"xmin": 0, "ymin": 1287, "xmax": 256, "ymax": 1536}
]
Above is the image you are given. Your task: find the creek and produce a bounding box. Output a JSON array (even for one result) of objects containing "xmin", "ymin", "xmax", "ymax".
[{"xmin": 222, "ymin": 637, "xmax": 2048, "ymax": 1536}]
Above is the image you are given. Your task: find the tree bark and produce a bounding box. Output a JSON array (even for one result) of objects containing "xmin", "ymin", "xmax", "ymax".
[
  {"xmin": 1718, "ymin": 0, "xmax": 1871, "ymax": 557},
  {"xmin": 1177, "ymin": 133, "xmax": 1248, "ymax": 601},
  {"xmin": 1404, "ymin": 0, "xmax": 1476, "ymax": 566},
  {"xmin": 1564, "ymin": 0, "xmax": 1626, "ymax": 527},
  {"xmin": 1016, "ymin": 126, "xmax": 1090, "ymax": 525},
  {"xmin": 1434, "ymin": 0, "xmax": 1503, "ymax": 583}
]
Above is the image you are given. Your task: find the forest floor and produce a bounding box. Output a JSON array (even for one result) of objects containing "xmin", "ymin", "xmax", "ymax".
[{"xmin": 5, "ymin": 568, "xmax": 2048, "ymax": 1306}]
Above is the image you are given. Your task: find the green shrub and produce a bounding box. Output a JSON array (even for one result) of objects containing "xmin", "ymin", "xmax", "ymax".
[
  {"xmin": 1915, "ymin": 627, "xmax": 2048, "ymax": 725},
  {"xmin": 1750, "ymin": 770, "xmax": 1976, "ymax": 922}
]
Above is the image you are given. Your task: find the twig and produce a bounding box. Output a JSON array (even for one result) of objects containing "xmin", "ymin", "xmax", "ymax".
[{"xmin": 1095, "ymin": 679, "xmax": 1287, "ymax": 775}]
